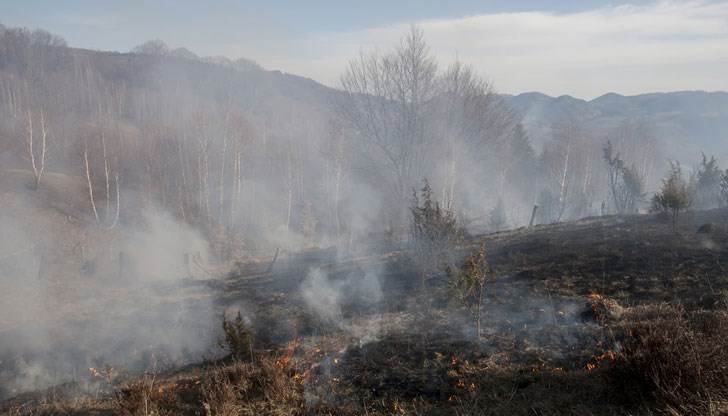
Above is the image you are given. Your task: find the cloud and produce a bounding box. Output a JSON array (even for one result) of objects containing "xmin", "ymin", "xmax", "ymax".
[{"xmin": 234, "ymin": 1, "xmax": 728, "ymax": 99}]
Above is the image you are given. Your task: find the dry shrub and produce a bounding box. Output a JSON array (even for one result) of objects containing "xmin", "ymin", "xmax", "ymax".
[
  {"xmin": 610, "ymin": 304, "xmax": 728, "ymax": 414},
  {"xmin": 200, "ymin": 356, "xmax": 302, "ymax": 416},
  {"xmin": 116, "ymin": 376, "xmax": 183, "ymax": 416},
  {"xmin": 449, "ymin": 241, "xmax": 489, "ymax": 337}
]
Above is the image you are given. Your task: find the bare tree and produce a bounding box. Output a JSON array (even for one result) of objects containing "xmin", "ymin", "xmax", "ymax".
[
  {"xmin": 79, "ymin": 121, "xmax": 121, "ymax": 228},
  {"xmin": 320, "ymin": 118, "xmax": 350, "ymax": 244},
  {"xmin": 338, "ymin": 27, "xmax": 521, "ymax": 225},
  {"xmin": 543, "ymin": 123, "xmax": 577, "ymax": 222},
  {"xmin": 604, "ymin": 140, "xmax": 645, "ymax": 215},
  {"xmin": 338, "ymin": 25, "xmax": 437, "ymax": 206},
  {"xmin": 227, "ymin": 111, "xmax": 252, "ymax": 235},
  {"xmin": 608, "ymin": 120, "xmax": 658, "ymax": 191},
  {"xmin": 24, "ymin": 103, "xmax": 49, "ymax": 189}
]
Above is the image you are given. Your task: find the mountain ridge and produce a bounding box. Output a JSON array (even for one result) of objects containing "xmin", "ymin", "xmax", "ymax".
[{"xmin": 502, "ymin": 89, "xmax": 728, "ymax": 164}]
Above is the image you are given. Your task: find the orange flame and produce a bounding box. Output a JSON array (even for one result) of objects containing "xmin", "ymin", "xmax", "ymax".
[
  {"xmin": 277, "ymin": 339, "xmax": 299, "ymax": 369},
  {"xmin": 597, "ymin": 349, "xmax": 616, "ymax": 363},
  {"xmin": 293, "ymin": 368, "xmax": 311, "ymax": 385},
  {"xmin": 588, "ymin": 292, "xmax": 603, "ymax": 300}
]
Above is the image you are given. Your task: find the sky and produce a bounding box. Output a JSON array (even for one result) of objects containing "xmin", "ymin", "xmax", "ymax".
[{"xmin": 2, "ymin": 0, "xmax": 727, "ymax": 99}]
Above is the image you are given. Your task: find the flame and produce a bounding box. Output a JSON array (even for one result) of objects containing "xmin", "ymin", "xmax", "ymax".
[
  {"xmin": 586, "ymin": 363, "xmax": 596, "ymax": 371},
  {"xmin": 588, "ymin": 292, "xmax": 603, "ymax": 300},
  {"xmin": 89, "ymin": 367, "xmax": 101, "ymax": 378},
  {"xmin": 598, "ymin": 349, "xmax": 616, "ymax": 362},
  {"xmin": 553, "ymin": 367, "xmax": 564, "ymax": 372},
  {"xmin": 333, "ymin": 357, "xmax": 339, "ymax": 365},
  {"xmin": 293, "ymin": 369, "xmax": 311, "ymax": 385},
  {"xmin": 277, "ymin": 339, "xmax": 299, "ymax": 369},
  {"xmin": 393, "ymin": 401, "xmax": 399, "ymax": 411},
  {"xmin": 456, "ymin": 379, "xmax": 466, "ymax": 389},
  {"xmin": 469, "ymin": 383, "xmax": 476, "ymax": 392}
]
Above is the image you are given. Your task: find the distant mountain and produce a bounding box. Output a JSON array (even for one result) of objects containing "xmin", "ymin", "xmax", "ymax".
[{"xmin": 504, "ymin": 91, "xmax": 728, "ymax": 165}]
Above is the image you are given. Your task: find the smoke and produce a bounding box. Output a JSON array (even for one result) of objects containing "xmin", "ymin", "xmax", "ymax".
[
  {"xmin": 123, "ymin": 209, "xmax": 211, "ymax": 281},
  {"xmin": 0, "ymin": 207, "xmax": 218, "ymax": 399},
  {"xmin": 300, "ymin": 265, "xmax": 383, "ymax": 344}
]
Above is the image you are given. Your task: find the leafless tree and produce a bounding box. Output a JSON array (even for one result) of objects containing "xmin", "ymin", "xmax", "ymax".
[
  {"xmin": 320, "ymin": 118, "xmax": 351, "ymax": 243},
  {"xmin": 338, "ymin": 25, "xmax": 437, "ymax": 206}
]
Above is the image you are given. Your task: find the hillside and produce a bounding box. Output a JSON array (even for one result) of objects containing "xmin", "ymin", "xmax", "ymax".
[
  {"xmin": 2, "ymin": 189, "xmax": 728, "ymax": 414},
  {"xmin": 505, "ymin": 90, "xmax": 728, "ymax": 164}
]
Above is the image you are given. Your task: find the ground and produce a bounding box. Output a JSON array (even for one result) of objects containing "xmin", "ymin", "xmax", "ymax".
[{"xmin": 1, "ymin": 170, "xmax": 727, "ymax": 415}]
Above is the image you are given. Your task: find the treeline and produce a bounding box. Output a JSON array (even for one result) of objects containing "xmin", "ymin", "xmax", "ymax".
[{"xmin": 1, "ymin": 23, "xmax": 725, "ymax": 258}]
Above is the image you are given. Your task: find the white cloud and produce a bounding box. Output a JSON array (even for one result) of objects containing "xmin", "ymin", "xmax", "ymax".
[{"xmin": 230, "ymin": 1, "xmax": 728, "ymax": 99}]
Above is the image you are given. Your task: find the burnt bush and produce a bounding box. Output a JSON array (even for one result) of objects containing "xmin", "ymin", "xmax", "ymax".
[{"xmin": 609, "ymin": 304, "xmax": 728, "ymax": 415}]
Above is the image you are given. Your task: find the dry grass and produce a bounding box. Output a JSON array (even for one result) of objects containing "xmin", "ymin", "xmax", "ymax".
[
  {"xmin": 609, "ymin": 304, "xmax": 728, "ymax": 415},
  {"xmin": 5, "ymin": 208, "xmax": 728, "ymax": 415},
  {"xmin": 200, "ymin": 356, "xmax": 302, "ymax": 416},
  {"xmin": 116, "ymin": 376, "xmax": 184, "ymax": 416}
]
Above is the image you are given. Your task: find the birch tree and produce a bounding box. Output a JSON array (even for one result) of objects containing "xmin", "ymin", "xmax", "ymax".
[{"xmin": 338, "ymin": 25, "xmax": 437, "ymax": 206}]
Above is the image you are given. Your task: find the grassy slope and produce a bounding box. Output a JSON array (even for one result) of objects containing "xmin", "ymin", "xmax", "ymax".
[{"xmin": 2, "ymin": 170, "xmax": 728, "ymax": 414}]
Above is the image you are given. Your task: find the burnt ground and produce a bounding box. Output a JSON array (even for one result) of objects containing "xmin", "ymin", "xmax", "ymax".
[{"xmin": 2, "ymin": 208, "xmax": 728, "ymax": 415}]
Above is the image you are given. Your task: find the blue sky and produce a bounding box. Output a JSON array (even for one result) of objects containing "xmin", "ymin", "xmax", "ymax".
[{"xmin": 2, "ymin": 1, "xmax": 727, "ymax": 99}]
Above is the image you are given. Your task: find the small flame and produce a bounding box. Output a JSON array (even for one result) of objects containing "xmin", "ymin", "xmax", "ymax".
[
  {"xmin": 588, "ymin": 292, "xmax": 603, "ymax": 300},
  {"xmin": 277, "ymin": 339, "xmax": 299, "ymax": 369},
  {"xmin": 586, "ymin": 363, "xmax": 596, "ymax": 371},
  {"xmin": 293, "ymin": 369, "xmax": 311, "ymax": 385},
  {"xmin": 456, "ymin": 379, "xmax": 466, "ymax": 389},
  {"xmin": 553, "ymin": 367, "xmax": 564, "ymax": 372},
  {"xmin": 598, "ymin": 349, "xmax": 616, "ymax": 362}
]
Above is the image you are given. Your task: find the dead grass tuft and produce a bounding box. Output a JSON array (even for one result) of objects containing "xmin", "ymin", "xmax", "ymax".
[
  {"xmin": 610, "ymin": 304, "xmax": 728, "ymax": 414},
  {"xmin": 200, "ymin": 356, "xmax": 302, "ymax": 416}
]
